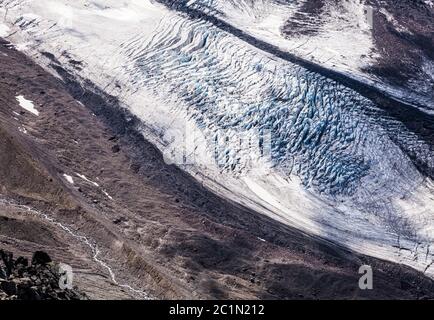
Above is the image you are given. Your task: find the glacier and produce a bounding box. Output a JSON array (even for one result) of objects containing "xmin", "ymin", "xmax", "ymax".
[
  {"xmin": 161, "ymin": 0, "xmax": 434, "ymax": 112},
  {"xmin": 1, "ymin": 0, "xmax": 433, "ymax": 277}
]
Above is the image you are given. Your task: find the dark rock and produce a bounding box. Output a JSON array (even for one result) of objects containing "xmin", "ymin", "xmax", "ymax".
[
  {"xmin": 113, "ymin": 216, "xmax": 128, "ymax": 224},
  {"xmin": 108, "ymin": 135, "xmax": 118, "ymax": 141},
  {"xmin": 0, "ymin": 250, "xmax": 13, "ymax": 276},
  {"xmin": 130, "ymin": 162, "xmax": 141, "ymax": 173},
  {"xmin": 32, "ymin": 251, "xmax": 52, "ymax": 266},
  {"xmin": 0, "ymin": 281, "xmax": 17, "ymax": 295},
  {"xmin": 26, "ymin": 286, "xmax": 41, "ymax": 300},
  {"xmin": 111, "ymin": 144, "xmax": 121, "ymax": 153},
  {"xmin": 15, "ymin": 257, "xmax": 29, "ymax": 268},
  {"xmin": 0, "ymin": 266, "xmax": 7, "ymax": 279}
]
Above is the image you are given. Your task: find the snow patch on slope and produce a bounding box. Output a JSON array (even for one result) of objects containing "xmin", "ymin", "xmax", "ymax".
[
  {"xmin": 76, "ymin": 173, "xmax": 99, "ymax": 187},
  {"xmin": 63, "ymin": 174, "xmax": 74, "ymax": 185},
  {"xmin": 16, "ymin": 95, "xmax": 39, "ymax": 116}
]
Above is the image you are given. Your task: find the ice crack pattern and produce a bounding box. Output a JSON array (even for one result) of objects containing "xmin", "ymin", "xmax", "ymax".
[{"xmin": 125, "ymin": 14, "xmax": 415, "ymax": 198}]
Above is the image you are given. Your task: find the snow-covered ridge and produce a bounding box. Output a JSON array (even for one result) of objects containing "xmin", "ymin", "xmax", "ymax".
[
  {"xmin": 0, "ymin": 0, "xmax": 433, "ymax": 277},
  {"xmin": 162, "ymin": 0, "xmax": 434, "ymax": 111},
  {"xmin": 167, "ymin": 0, "xmax": 375, "ymax": 76}
]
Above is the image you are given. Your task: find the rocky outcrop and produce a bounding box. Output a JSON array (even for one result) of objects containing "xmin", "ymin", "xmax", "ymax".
[{"xmin": 0, "ymin": 250, "xmax": 86, "ymax": 300}]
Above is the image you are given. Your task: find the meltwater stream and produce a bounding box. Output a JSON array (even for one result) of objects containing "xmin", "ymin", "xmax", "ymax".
[
  {"xmin": 0, "ymin": 198, "xmax": 151, "ymax": 299},
  {"xmin": 1, "ymin": 0, "xmax": 433, "ymax": 276}
]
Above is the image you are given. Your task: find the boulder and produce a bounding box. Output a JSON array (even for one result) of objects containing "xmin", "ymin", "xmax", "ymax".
[{"xmin": 31, "ymin": 251, "xmax": 52, "ymax": 266}]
